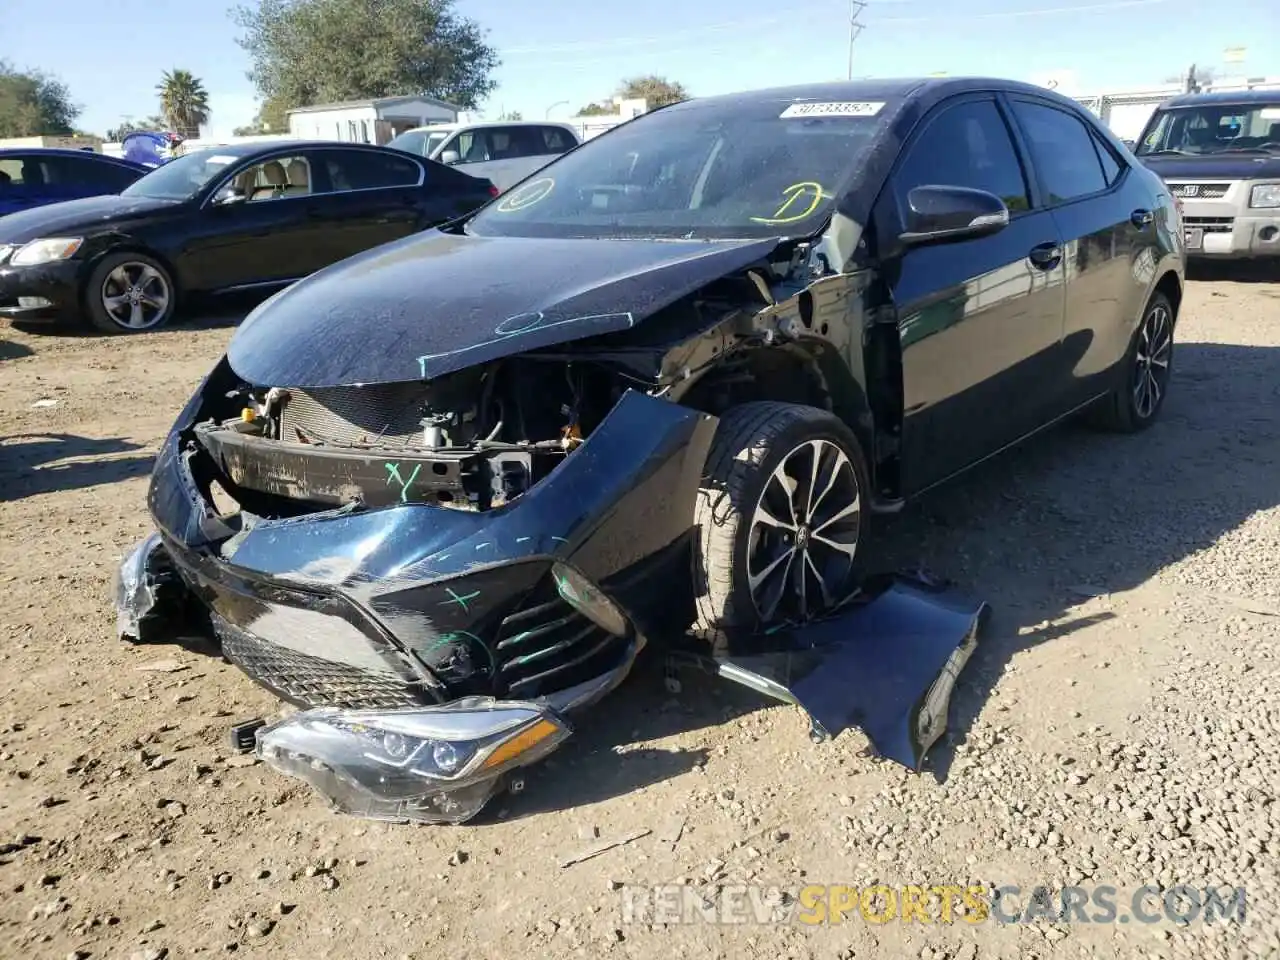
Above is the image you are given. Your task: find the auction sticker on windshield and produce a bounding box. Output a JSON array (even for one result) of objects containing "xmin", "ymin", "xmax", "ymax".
[{"xmin": 780, "ymin": 101, "xmax": 885, "ymax": 118}]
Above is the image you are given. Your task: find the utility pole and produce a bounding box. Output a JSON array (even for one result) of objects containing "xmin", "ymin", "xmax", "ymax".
[{"xmin": 848, "ymin": 0, "xmax": 867, "ymax": 80}]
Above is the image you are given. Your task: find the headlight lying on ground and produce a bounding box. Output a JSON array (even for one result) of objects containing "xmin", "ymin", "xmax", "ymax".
[
  {"xmin": 255, "ymin": 699, "xmax": 572, "ymax": 824},
  {"xmin": 10, "ymin": 237, "xmax": 84, "ymax": 266},
  {"xmin": 1251, "ymin": 184, "xmax": 1280, "ymax": 209}
]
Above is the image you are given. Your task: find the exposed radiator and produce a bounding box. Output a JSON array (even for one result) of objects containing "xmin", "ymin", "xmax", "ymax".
[{"xmin": 279, "ymin": 385, "xmax": 429, "ymax": 448}]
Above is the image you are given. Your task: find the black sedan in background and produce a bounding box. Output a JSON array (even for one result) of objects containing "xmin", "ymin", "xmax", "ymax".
[{"xmin": 0, "ymin": 141, "xmax": 497, "ymax": 333}]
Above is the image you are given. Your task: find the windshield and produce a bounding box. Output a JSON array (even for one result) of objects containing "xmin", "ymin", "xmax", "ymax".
[
  {"xmin": 466, "ymin": 97, "xmax": 890, "ymax": 240},
  {"xmin": 387, "ymin": 129, "xmax": 452, "ymax": 158},
  {"xmin": 1137, "ymin": 103, "xmax": 1280, "ymax": 155},
  {"xmin": 121, "ymin": 149, "xmax": 243, "ymax": 200}
]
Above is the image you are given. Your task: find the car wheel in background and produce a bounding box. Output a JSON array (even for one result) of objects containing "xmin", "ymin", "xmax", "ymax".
[
  {"xmin": 1089, "ymin": 291, "xmax": 1176, "ymax": 432},
  {"xmin": 691, "ymin": 401, "xmax": 871, "ymax": 639},
  {"xmin": 83, "ymin": 252, "xmax": 178, "ymax": 334}
]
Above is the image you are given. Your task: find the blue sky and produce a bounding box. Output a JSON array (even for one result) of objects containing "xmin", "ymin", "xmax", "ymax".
[{"xmin": 2, "ymin": 0, "xmax": 1276, "ymax": 139}]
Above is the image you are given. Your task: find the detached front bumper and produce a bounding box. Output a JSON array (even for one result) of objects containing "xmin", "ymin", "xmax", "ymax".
[{"xmin": 0, "ymin": 260, "xmax": 82, "ymax": 321}]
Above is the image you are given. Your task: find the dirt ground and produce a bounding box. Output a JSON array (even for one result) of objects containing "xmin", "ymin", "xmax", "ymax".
[{"xmin": 2, "ymin": 272, "xmax": 1279, "ymax": 960}]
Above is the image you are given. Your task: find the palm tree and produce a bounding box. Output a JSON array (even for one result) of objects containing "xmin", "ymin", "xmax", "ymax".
[{"xmin": 156, "ymin": 69, "xmax": 210, "ymax": 139}]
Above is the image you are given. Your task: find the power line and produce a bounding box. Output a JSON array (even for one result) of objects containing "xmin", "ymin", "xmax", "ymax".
[{"xmin": 848, "ymin": 1, "xmax": 867, "ymax": 81}]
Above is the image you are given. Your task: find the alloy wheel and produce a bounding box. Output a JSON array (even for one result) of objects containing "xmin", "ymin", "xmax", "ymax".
[
  {"xmin": 746, "ymin": 438, "xmax": 862, "ymax": 623},
  {"xmin": 101, "ymin": 261, "xmax": 171, "ymax": 330},
  {"xmin": 1133, "ymin": 301, "xmax": 1173, "ymax": 419}
]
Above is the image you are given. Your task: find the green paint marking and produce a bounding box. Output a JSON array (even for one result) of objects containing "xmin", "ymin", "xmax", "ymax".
[
  {"xmin": 384, "ymin": 462, "xmax": 422, "ymax": 503},
  {"xmin": 441, "ymin": 587, "xmax": 481, "ymax": 612}
]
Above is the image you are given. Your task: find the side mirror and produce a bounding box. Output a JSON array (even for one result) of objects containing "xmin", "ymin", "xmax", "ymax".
[
  {"xmin": 899, "ymin": 185, "xmax": 1010, "ymax": 246},
  {"xmin": 439, "ymin": 149, "xmax": 461, "ymax": 165}
]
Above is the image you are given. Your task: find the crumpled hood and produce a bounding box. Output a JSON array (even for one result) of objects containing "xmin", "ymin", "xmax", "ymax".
[
  {"xmin": 1139, "ymin": 154, "xmax": 1280, "ymax": 181},
  {"xmin": 0, "ymin": 194, "xmax": 181, "ymax": 243},
  {"xmin": 226, "ymin": 229, "xmax": 782, "ymax": 388}
]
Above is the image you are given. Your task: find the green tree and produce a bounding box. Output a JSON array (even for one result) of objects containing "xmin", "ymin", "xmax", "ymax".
[
  {"xmin": 575, "ymin": 101, "xmax": 614, "ymax": 117},
  {"xmin": 617, "ymin": 75, "xmax": 688, "ymax": 108},
  {"xmin": 157, "ymin": 69, "xmax": 211, "ymax": 139},
  {"xmin": 0, "ymin": 60, "xmax": 80, "ymax": 137},
  {"xmin": 233, "ymin": 94, "xmax": 292, "ymax": 135},
  {"xmin": 234, "ymin": 0, "xmax": 499, "ymax": 111}
]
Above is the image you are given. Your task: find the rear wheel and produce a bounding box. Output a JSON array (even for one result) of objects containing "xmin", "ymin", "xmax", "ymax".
[
  {"xmin": 83, "ymin": 252, "xmax": 177, "ymax": 334},
  {"xmin": 1088, "ymin": 291, "xmax": 1175, "ymax": 432},
  {"xmin": 692, "ymin": 402, "xmax": 870, "ymax": 638}
]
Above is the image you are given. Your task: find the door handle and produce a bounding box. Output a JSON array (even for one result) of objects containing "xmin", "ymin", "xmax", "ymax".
[
  {"xmin": 1131, "ymin": 208, "xmax": 1154, "ymax": 228},
  {"xmin": 1028, "ymin": 242, "xmax": 1062, "ymax": 270}
]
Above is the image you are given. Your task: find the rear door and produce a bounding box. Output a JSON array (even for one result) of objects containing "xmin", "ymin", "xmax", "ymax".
[
  {"xmin": 1004, "ymin": 96, "xmax": 1155, "ymax": 408},
  {"xmin": 878, "ymin": 94, "xmax": 1069, "ymax": 493},
  {"xmin": 301, "ymin": 147, "xmax": 429, "ymax": 264}
]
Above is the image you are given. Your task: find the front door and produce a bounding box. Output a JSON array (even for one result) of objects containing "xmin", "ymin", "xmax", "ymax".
[
  {"xmin": 177, "ymin": 153, "xmax": 330, "ymax": 292},
  {"xmin": 881, "ymin": 95, "xmax": 1069, "ymax": 494}
]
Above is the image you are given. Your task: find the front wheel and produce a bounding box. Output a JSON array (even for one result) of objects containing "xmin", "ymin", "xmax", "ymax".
[
  {"xmin": 83, "ymin": 252, "xmax": 178, "ymax": 334},
  {"xmin": 691, "ymin": 402, "xmax": 870, "ymax": 639},
  {"xmin": 1088, "ymin": 291, "xmax": 1175, "ymax": 432}
]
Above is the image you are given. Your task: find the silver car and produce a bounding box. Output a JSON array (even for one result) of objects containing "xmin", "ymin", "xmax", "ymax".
[
  {"xmin": 1134, "ymin": 89, "xmax": 1280, "ymax": 260},
  {"xmin": 386, "ymin": 120, "xmax": 581, "ymax": 193}
]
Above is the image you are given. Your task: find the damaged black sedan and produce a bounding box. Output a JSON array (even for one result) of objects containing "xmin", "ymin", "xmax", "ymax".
[{"xmin": 118, "ymin": 77, "xmax": 1184, "ymax": 823}]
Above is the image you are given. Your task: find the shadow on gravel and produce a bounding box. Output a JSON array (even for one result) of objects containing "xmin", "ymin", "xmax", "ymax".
[
  {"xmin": 870, "ymin": 341, "xmax": 1280, "ymax": 777},
  {"xmin": 0, "ymin": 433, "xmax": 153, "ymax": 501},
  {"xmin": 0, "ymin": 338, "xmax": 34, "ymax": 361}
]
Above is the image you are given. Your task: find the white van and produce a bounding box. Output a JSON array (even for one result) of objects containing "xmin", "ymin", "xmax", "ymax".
[{"xmin": 386, "ymin": 121, "xmax": 580, "ymax": 193}]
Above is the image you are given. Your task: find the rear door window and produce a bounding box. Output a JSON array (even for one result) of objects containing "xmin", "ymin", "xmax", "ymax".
[
  {"xmin": 535, "ymin": 125, "xmax": 576, "ymax": 153},
  {"xmin": 319, "ymin": 150, "xmax": 421, "ymax": 191},
  {"xmin": 893, "ymin": 98, "xmax": 1031, "ymax": 214},
  {"xmin": 1008, "ymin": 99, "xmax": 1109, "ymax": 204},
  {"xmin": 39, "ymin": 155, "xmax": 140, "ymax": 192}
]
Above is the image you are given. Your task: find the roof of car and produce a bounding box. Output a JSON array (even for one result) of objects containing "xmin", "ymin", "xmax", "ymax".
[
  {"xmin": 664, "ymin": 76, "xmax": 1085, "ymax": 110},
  {"xmin": 0, "ymin": 147, "xmax": 147, "ymax": 168},
  {"xmin": 179, "ymin": 140, "xmax": 408, "ymax": 159},
  {"xmin": 1159, "ymin": 88, "xmax": 1280, "ymax": 108}
]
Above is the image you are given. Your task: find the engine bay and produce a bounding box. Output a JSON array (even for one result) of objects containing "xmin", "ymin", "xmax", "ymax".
[{"xmin": 193, "ymin": 358, "xmax": 632, "ymax": 512}]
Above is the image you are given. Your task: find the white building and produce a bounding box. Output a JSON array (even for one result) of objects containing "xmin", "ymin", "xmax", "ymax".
[
  {"xmin": 568, "ymin": 97, "xmax": 649, "ymax": 141},
  {"xmin": 286, "ymin": 95, "xmax": 465, "ymax": 145}
]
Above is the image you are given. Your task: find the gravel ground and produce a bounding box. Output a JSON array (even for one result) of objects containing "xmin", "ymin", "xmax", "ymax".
[{"xmin": 1, "ymin": 273, "xmax": 1278, "ymax": 960}]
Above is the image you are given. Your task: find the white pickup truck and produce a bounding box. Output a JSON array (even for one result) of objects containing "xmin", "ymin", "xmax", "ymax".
[{"xmin": 386, "ymin": 120, "xmax": 581, "ymax": 193}]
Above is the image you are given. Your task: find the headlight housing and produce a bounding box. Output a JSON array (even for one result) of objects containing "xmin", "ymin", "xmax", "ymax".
[
  {"xmin": 10, "ymin": 237, "xmax": 84, "ymax": 266},
  {"xmin": 256, "ymin": 698, "xmax": 571, "ymax": 824},
  {"xmin": 1250, "ymin": 184, "xmax": 1280, "ymax": 209}
]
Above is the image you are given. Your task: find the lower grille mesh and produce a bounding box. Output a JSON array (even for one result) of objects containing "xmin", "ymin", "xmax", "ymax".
[{"xmin": 216, "ymin": 615, "xmax": 426, "ymax": 710}]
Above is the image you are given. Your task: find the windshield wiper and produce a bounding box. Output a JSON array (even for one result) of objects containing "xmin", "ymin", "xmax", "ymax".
[{"xmin": 1138, "ymin": 148, "xmax": 1196, "ymax": 157}]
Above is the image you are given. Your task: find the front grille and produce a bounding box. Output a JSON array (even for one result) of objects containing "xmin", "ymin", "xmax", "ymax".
[
  {"xmin": 1184, "ymin": 216, "xmax": 1234, "ymax": 233},
  {"xmin": 1168, "ymin": 182, "xmax": 1231, "ymax": 199},
  {"xmin": 493, "ymin": 580, "xmax": 630, "ymax": 698},
  {"xmin": 216, "ymin": 615, "xmax": 427, "ymax": 709},
  {"xmin": 279, "ymin": 385, "xmax": 430, "ymax": 449}
]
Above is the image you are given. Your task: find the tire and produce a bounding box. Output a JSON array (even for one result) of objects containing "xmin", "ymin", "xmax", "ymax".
[
  {"xmin": 1088, "ymin": 291, "xmax": 1175, "ymax": 432},
  {"xmin": 83, "ymin": 251, "xmax": 178, "ymax": 334},
  {"xmin": 691, "ymin": 401, "xmax": 871, "ymax": 639}
]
